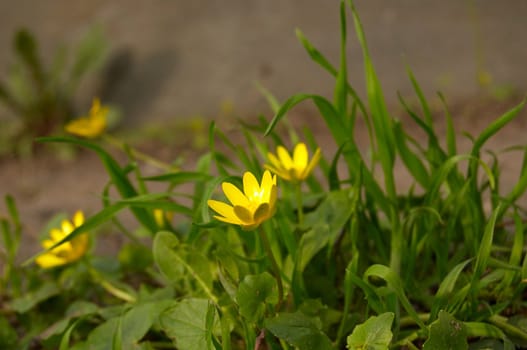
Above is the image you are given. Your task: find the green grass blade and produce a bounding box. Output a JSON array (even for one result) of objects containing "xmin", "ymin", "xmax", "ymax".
[
  {"xmin": 393, "ymin": 120, "xmax": 429, "ymax": 188},
  {"xmin": 469, "ymin": 205, "xmax": 501, "ymax": 294},
  {"xmin": 265, "ymin": 93, "xmax": 389, "ymax": 212},
  {"xmin": 472, "ymin": 99, "xmax": 525, "ymax": 158},
  {"xmin": 143, "ymin": 171, "xmax": 212, "ymax": 184},
  {"xmin": 468, "ymin": 99, "xmax": 526, "ymax": 180},
  {"xmin": 37, "ymin": 136, "xmax": 156, "ymax": 231},
  {"xmin": 430, "ymin": 259, "xmax": 472, "ymax": 321},
  {"xmin": 24, "ymin": 193, "xmax": 170, "ymax": 265},
  {"xmin": 348, "ymin": 0, "xmax": 395, "ymax": 173},
  {"xmin": 295, "ymin": 29, "xmax": 337, "ymax": 76},
  {"xmin": 464, "ymin": 322, "xmax": 514, "ymax": 350},
  {"xmin": 438, "ymin": 92, "xmax": 457, "ymax": 157},
  {"xmin": 504, "ymin": 146, "xmax": 527, "ymax": 210},
  {"xmin": 406, "ymin": 66, "xmax": 433, "ymax": 126},
  {"xmin": 334, "ymin": 0, "xmax": 348, "ymax": 116},
  {"xmin": 364, "ymin": 264, "xmax": 426, "ymax": 329}
]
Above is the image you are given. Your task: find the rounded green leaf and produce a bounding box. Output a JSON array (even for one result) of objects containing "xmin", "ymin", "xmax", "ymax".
[{"xmin": 236, "ymin": 272, "xmax": 278, "ymax": 324}]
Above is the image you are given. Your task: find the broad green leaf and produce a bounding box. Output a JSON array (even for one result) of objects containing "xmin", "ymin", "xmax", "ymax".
[
  {"xmin": 265, "ymin": 311, "xmax": 334, "ymax": 350},
  {"xmin": 236, "ymin": 272, "xmax": 278, "ymax": 324},
  {"xmin": 41, "ymin": 301, "xmax": 99, "ymax": 339},
  {"xmin": 297, "ymin": 225, "xmax": 330, "ymax": 273},
  {"xmin": 0, "ymin": 315, "xmax": 17, "ymax": 348},
  {"xmin": 153, "ymin": 231, "xmax": 216, "ymax": 302},
  {"xmin": 9, "ymin": 281, "xmax": 59, "ymax": 313},
  {"xmin": 160, "ymin": 298, "xmax": 219, "ymax": 350},
  {"xmin": 347, "ymin": 312, "xmax": 394, "ymax": 350},
  {"xmin": 422, "ymin": 310, "xmax": 467, "ymax": 350},
  {"xmin": 86, "ymin": 301, "xmax": 171, "ymax": 350},
  {"xmin": 85, "ymin": 317, "xmax": 119, "ymax": 350}
]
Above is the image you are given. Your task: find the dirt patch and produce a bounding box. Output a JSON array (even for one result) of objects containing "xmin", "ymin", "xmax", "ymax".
[{"xmin": 1, "ymin": 94, "xmax": 526, "ymax": 262}]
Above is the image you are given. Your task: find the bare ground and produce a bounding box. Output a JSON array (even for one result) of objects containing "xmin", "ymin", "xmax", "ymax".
[{"xmin": 1, "ymin": 94, "xmax": 526, "ymax": 263}]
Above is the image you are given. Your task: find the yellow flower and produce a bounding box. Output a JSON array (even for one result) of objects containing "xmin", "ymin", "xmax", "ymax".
[
  {"xmin": 36, "ymin": 211, "xmax": 89, "ymax": 269},
  {"xmin": 265, "ymin": 143, "xmax": 321, "ymax": 182},
  {"xmin": 154, "ymin": 208, "xmax": 174, "ymax": 228},
  {"xmin": 208, "ymin": 170, "xmax": 277, "ymax": 230},
  {"xmin": 65, "ymin": 98, "xmax": 108, "ymax": 138}
]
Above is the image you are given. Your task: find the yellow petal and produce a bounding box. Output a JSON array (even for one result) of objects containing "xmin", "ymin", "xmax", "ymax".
[
  {"xmin": 213, "ymin": 214, "xmax": 244, "ymax": 226},
  {"xmin": 268, "ymin": 185, "xmax": 277, "ymax": 213},
  {"xmin": 264, "ymin": 163, "xmax": 290, "ymax": 181},
  {"xmin": 91, "ymin": 98, "xmax": 101, "ymax": 114},
  {"xmin": 71, "ymin": 234, "xmax": 89, "ymax": 257},
  {"xmin": 49, "ymin": 228, "xmax": 66, "ymax": 243},
  {"xmin": 293, "ymin": 143, "xmax": 308, "ymax": 172},
  {"xmin": 73, "ymin": 210, "xmax": 84, "ymax": 227},
  {"xmin": 267, "ymin": 153, "xmax": 284, "ymax": 170},
  {"xmin": 303, "ymin": 147, "xmax": 321, "ymax": 179},
  {"xmin": 260, "ymin": 170, "xmax": 275, "ymax": 202},
  {"xmin": 61, "ymin": 220, "xmax": 74, "ymax": 235},
  {"xmin": 277, "ymin": 146, "xmax": 293, "ymax": 170},
  {"xmin": 222, "ymin": 182, "xmax": 250, "ymax": 207},
  {"xmin": 36, "ymin": 253, "xmax": 67, "ymax": 269},
  {"xmin": 253, "ymin": 203, "xmax": 270, "ymax": 223},
  {"xmin": 154, "ymin": 209, "xmax": 165, "ymax": 226},
  {"xmin": 234, "ymin": 205, "xmax": 253, "ymax": 223},
  {"xmin": 208, "ymin": 200, "xmax": 243, "ymax": 224},
  {"xmin": 42, "ymin": 239, "xmax": 58, "ymax": 249},
  {"xmin": 243, "ymin": 172, "xmax": 260, "ymax": 200}
]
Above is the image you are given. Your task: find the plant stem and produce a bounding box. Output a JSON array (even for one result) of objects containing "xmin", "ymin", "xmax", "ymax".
[
  {"xmin": 296, "ymin": 183, "xmax": 304, "ymax": 227},
  {"xmin": 489, "ymin": 314, "xmax": 527, "ymax": 343},
  {"xmin": 102, "ymin": 134, "xmax": 175, "ymax": 171},
  {"xmin": 88, "ymin": 266, "xmax": 136, "ymax": 303},
  {"xmin": 258, "ymin": 227, "xmax": 284, "ymax": 309},
  {"xmin": 389, "ymin": 219, "xmax": 402, "ymax": 277}
]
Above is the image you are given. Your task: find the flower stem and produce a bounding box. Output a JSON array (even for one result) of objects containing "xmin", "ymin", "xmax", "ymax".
[
  {"xmin": 102, "ymin": 134, "xmax": 176, "ymax": 171},
  {"xmin": 258, "ymin": 227, "xmax": 284, "ymax": 309},
  {"xmin": 296, "ymin": 183, "xmax": 304, "ymax": 227},
  {"xmin": 85, "ymin": 261, "xmax": 136, "ymax": 303}
]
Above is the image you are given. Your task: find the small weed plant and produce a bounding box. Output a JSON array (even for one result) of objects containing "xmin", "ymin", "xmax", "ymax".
[
  {"xmin": 0, "ymin": 26, "xmax": 107, "ymax": 156},
  {"xmin": 1, "ymin": 1, "xmax": 527, "ymax": 349}
]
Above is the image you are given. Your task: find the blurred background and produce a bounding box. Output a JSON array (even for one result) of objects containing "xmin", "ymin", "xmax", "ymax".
[
  {"xmin": 0, "ymin": 0, "xmax": 526, "ymax": 259},
  {"xmin": 0, "ymin": 0, "xmax": 526, "ymax": 126}
]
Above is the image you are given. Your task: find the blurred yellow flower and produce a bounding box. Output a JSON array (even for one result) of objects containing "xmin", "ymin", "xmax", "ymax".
[
  {"xmin": 36, "ymin": 211, "xmax": 89, "ymax": 269},
  {"xmin": 208, "ymin": 170, "xmax": 277, "ymax": 230},
  {"xmin": 65, "ymin": 98, "xmax": 108, "ymax": 138},
  {"xmin": 154, "ymin": 208, "xmax": 174, "ymax": 228},
  {"xmin": 265, "ymin": 143, "xmax": 321, "ymax": 182}
]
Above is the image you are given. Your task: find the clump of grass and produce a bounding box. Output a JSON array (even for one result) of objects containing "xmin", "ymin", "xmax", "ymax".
[{"xmin": 1, "ymin": 0, "xmax": 526, "ymax": 349}]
